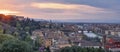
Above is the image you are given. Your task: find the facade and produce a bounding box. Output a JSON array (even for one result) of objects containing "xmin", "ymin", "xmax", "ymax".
[
  {"xmin": 78, "ymin": 40, "xmax": 101, "ymax": 48},
  {"xmin": 44, "ymin": 39, "xmax": 52, "ymax": 47}
]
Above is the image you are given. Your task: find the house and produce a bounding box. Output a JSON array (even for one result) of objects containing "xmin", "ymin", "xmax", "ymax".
[
  {"xmin": 57, "ymin": 44, "xmax": 71, "ymax": 48},
  {"xmin": 44, "ymin": 38, "xmax": 52, "ymax": 47},
  {"xmin": 32, "ymin": 30, "xmax": 44, "ymax": 37},
  {"xmin": 78, "ymin": 40, "xmax": 101, "ymax": 48}
]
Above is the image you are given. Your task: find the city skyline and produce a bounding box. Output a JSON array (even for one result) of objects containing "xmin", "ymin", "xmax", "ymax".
[{"xmin": 0, "ymin": 0, "xmax": 120, "ymax": 23}]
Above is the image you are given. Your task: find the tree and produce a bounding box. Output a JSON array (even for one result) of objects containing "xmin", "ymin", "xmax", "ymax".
[
  {"xmin": 25, "ymin": 35, "xmax": 33, "ymax": 44},
  {"xmin": 33, "ymin": 35, "xmax": 43, "ymax": 51},
  {"xmin": 0, "ymin": 44, "xmax": 1, "ymax": 52},
  {"xmin": 12, "ymin": 31, "xmax": 19, "ymax": 38},
  {"xmin": 3, "ymin": 29, "xmax": 6, "ymax": 34},
  {"xmin": 0, "ymin": 24, "xmax": 3, "ymax": 34},
  {"xmin": 45, "ymin": 46, "xmax": 51, "ymax": 52},
  {"xmin": 1, "ymin": 39, "xmax": 33, "ymax": 52},
  {"xmin": 0, "ymin": 34, "xmax": 15, "ymax": 44},
  {"xmin": 24, "ymin": 26, "xmax": 30, "ymax": 32}
]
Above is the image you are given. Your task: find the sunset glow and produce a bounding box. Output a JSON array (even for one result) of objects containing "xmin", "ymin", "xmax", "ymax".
[
  {"xmin": 0, "ymin": 9, "xmax": 19, "ymax": 15},
  {"xmin": 31, "ymin": 3, "xmax": 78, "ymax": 9}
]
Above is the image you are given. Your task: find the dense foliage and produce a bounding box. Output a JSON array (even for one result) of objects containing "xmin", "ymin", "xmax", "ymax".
[
  {"xmin": 0, "ymin": 16, "xmax": 41, "ymax": 52},
  {"xmin": 0, "ymin": 40, "xmax": 33, "ymax": 52},
  {"xmin": 60, "ymin": 46, "xmax": 105, "ymax": 52},
  {"xmin": 0, "ymin": 34, "xmax": 15, "ymax": 44}
]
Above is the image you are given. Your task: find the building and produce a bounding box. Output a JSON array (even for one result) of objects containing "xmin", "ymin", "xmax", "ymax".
[
  {"xmin": 57, "ymin": 44, "xmax": 71, "ymax": 48},
  {"xmin": 32, "ymin": 30, "xmax": 44, "ymax": 37},
  {"xmin": 78, "ymin": 40, "xmax": 101, "ymax": 48},
  {"xmin": 44, "ymin": 39, "xmax": 52, "ymax": 47},
  {"xmin": 105, "ymin": 37, "xmax": 120, "ymax": 52}
]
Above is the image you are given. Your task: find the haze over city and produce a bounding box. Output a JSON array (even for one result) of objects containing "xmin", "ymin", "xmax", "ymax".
[{"xmin": 0, "ymin": 0, "xmax": 120, "ymax": 23}]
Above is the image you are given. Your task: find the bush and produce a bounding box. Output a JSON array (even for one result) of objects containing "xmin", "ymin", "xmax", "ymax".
[
  {"xmin": 1, "ymin": 39, "xmax": 33, "ymax": 52},
  {"xmin": 0, "ymin": 34, "xmax": 15, "ymax": 44}
]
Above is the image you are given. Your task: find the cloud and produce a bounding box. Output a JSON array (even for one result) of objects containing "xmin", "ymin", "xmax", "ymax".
[
  {"xmin": 35, "ymin": 0, "xmax": 120, "ymax": 10},
  {"xmin": 31, "ymin": 3, "xmax": 78, "ymax": 9},
  {"xmin": 31, "ymin": 2, "xmax": 106, "ymax": 14}
]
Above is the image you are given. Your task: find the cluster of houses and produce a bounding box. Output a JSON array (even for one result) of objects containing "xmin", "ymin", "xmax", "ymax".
[
  {"xmin": 31, "ymin": 23, "xmax": 120, "ymax": 52},
  {"xmin": 31, "ymin": 26, "xmax": 102, "ymax": 52}
]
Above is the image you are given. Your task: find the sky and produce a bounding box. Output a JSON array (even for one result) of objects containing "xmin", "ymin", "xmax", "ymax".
[{"xmin": 0, "ymin": 0, "xmax": 120, "ymax": 23}]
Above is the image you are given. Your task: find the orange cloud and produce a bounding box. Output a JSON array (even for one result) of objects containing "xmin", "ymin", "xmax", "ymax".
[
  {"xmin": 31, "ymin": 3, "xmax": 105, "ymax": 14},
  {"xmin": 31, "ymin": 3, "xmax": 78, "ymax": 9}
]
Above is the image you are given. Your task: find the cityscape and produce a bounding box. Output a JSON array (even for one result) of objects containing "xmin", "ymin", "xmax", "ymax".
[{"xmin": 0, "ymin": 0, "xmax": 120, "ymax": 52}]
